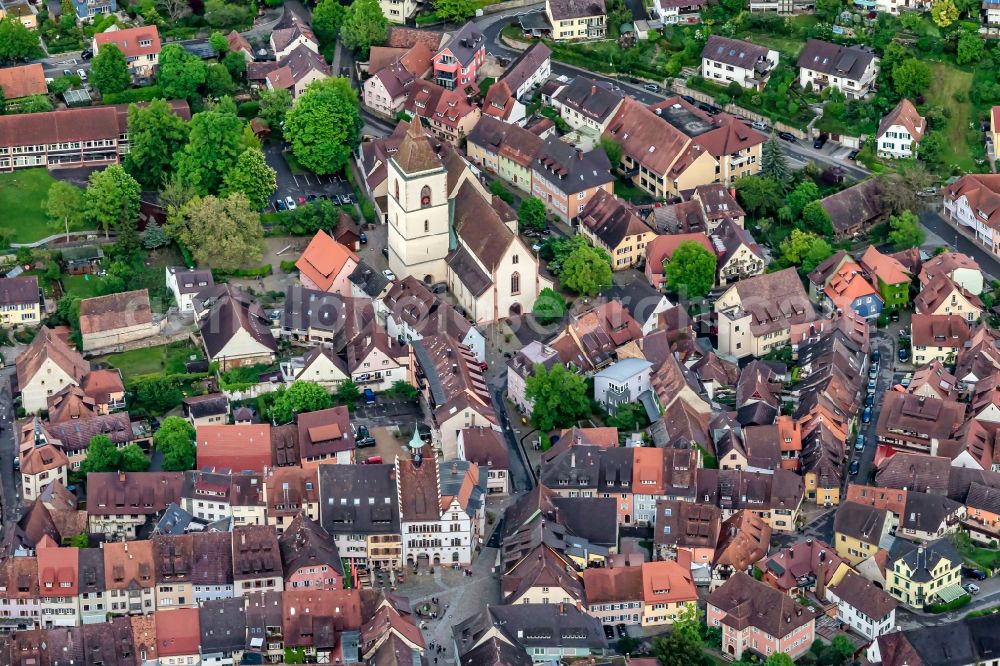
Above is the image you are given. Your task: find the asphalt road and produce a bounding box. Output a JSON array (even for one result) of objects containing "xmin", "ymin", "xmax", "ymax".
[
  {"xmin": 0, "ymin": 368, "xmax": 18, "ymax": 537},
  {"xmin": 920, "ymin": 207, "xmax": 1000, "ymax": 281},
  {"xmin": 848, "ymin": 331, "xmax": 897, "ymax": 488}
]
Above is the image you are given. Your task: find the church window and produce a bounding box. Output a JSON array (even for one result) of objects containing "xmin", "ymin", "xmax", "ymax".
[
  {"xmin": 511, "ymin": 272, "xmax": 520, "ymax": 295},
  {"xmin": 421, "ymin": 185, "xmax": 432, "ymax": 207},
  {"xmin": 394, "ymin": 181, "xmax": 400, "ymax": 200},
  {"xmin": 512, "ymin": 254, "xmax": 518, "ymax": 264},
  {"xmin": 424, "ymin": 220, "xmax": 430, "ymax": 232}
]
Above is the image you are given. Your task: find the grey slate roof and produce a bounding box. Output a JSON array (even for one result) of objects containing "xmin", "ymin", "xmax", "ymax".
[
  {"xmin": 797, "ymin": 39, "xmax": 876, "ymax": 82},
  {"xmin": 318, "ymin": 464, "xmax": 400, "ymax": 535},
  {"xmin": 534, "ymin": 136, "xmax": 613, "ymax": 196},
  {"xmin": 200, "ymin": 597, "xmax": 247, "ymax": 654},
  {"xmin": 439, "ymin": 22, "xmax": 485, "ymax": 67},
  {"xmin": 553, "ymin": 77, "xmax": 622, "ymax": 123},
  {"xmin": 348, "ymin": 261, "xmax": 391, "ymax": 298},
  {"xmin": 547, "ymin": 0, "xmax": 607, "ymax": 20},
  {"xmin": 888, "ymin": 538, "xmax": 962, "ymax": 583}
]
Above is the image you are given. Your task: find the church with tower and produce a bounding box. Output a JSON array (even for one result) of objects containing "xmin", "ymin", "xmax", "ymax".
[{"xmin": 382, "ymin": 120, "xmax": 552, "ymax": 324}]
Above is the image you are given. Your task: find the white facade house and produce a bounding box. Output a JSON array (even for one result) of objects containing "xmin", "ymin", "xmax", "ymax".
[
  {"xmin": 797, "ymin": 40, "xmax": 879, "ymax": 99},
  {"xmin": 876, "ymin": 99, "xmax": 925, "ymax": 159},
  {"xmin": 826, "ymin": 573, "xmax": 897, "ymax": 641},
  {"xmin": 874, "ymin": 0, "xmax": 931, "ymax": 14},
  {"xmin": 379, "ymin": 0, "xmax": 420, "ymax": 21},
  {"xmin": 506, "ymin": 341, "xmax": 561, "ymax": 415},
  {"xmin": 943, "ymin": 175, "xmax": 1000, "ymax": 257},
  {"xmin": 701, "ymin": 36, "xmax": 778, "ymax": 91},
  {"xmin": 594, "ymin": 358, "xmax": 653, "ymax": 411},
  {"xmin": 165, "ymin": 267, "xmax": 214, "ymax": 313}
]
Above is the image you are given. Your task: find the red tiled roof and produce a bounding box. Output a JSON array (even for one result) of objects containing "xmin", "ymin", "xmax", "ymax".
[
  {"xmin": 0, "ymin": 63, "xmax": 46, "ymax": 99},
  {"xmin": 155, "ymin": 607, "xmax": 201, "ymax": 657},
  {"xmin": 197, "ymin": 424, "xmax": 273, "ymax": 473},
  {"xmin": 296, "ymin": 231, "xmax": 359, "ymax": 292},
  {"xmin": 94, "ymin": 26, "xmax": 162, "ymax": 59}
]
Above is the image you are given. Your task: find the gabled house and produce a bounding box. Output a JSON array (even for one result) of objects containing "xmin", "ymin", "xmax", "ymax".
[
  {"xmin": 15, "ymin": 326, "xmax": 90, "ymax": 414},
  {"xmin": 712, "ymin": 219, "xmax": 765, "ymax": 286},
  {"xmin": 296, "ymin": 230, "xmax": 361, "ymax": 296},
  {"xmin": 919, "ymin": 250, "xmax": 984, "ymax": 295},
  {"xmin": 915, "ymin": 273, "xmax": 984, "ymax": 323},
  {"xmin": 405, "ymin": 81, "xmax": 482, "ymax": 144},
  {"xmin": 93, "ymin": 26, "xmax": 160, "ymax": 76},
  {"xmin": 363, "ymin": 42, "xmax": 432, "ymax": 116},
  {"xmin": 165, "ymin": 266, "xmax": 214, "ymax": 313},
  {"xmin": 826, "ymin": 571, "xmax": 897, "ymax": 641},
  {"xmin": 818, "ymin": 178, "xmax": 885, "ymax": 239},
  {"xmin": 466, "ymin": 115, "xmax": 542, "ymax": 195},
  {"xmin": 701, "ymin": 35, "xmax": 778, "ymax": 91},
  {"xmin": 432, "ymin": 22, "xmax": 486, "ymax": 91},
  {"xmin": 833, "ymin": 501, "xmax": 890, "ymax": 566},
  {"xmin": 877, "ymin": 99, "xmax": 925, "ymax": 159},
  {"xmin": 194, "ymin": 285, "xmax": 278, "ymax": 371},
  {"xmin": 553, "ymin": 77, "xmax": 624, "ymax": 133},
  {"xmin": 796, "ymin": 39, "xmax": 878, "ymax": 98},
  {"xmin": 0, "ymin": 275, "xmax": 40, "ymax": 327},
  {"xmin": 886, "ymin": 538, "xmax": 963, "ymax": 608},
  {"xmin": 578, "ymin": 190, "xmax": 657, "ymax": 271},
  {"xmin": 943, "ymin": 175, "xmax": 1000, "ymax": 258},
  {"xmin": 545, "ymin": 0, "xmax": 607, "ymax": 40},
  {"xmin": 531, "ymin": 135, "xmax": 614, "ymax": 223},
  {"xmin": 911, "ymin": 314, "xmax": 971, "ymax": 366},
  {"xmin": 859, "ymin": 245, "xmax": 912, "ymax": 309},
  {"xmin": 498, "ymin": 42, "xmax": 552, "ymax": 99},
  {"xmin": 78, "ymin": 289, "xmax": 156, "ymax": 352},
  {"xmin": 822, "ymin": 259, "xmax": 883, "ymax": 319}
]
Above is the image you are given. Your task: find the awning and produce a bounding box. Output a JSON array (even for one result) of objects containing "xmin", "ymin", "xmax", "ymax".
[{"xmin": 936, "ymin": 584, "xmax": 968, "ymax": 604}]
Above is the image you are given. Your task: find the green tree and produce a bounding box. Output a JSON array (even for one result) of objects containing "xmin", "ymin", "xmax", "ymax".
[
  {"xmin": 63, "ymin": 533, "xmax": 90, "ymax": 548},
  {"xmin": 760, "ymin": 135, "xmax": 792, "ymax": 190},
  {"xmin": 765, "ymin": 653, "xmax": 795, "ymax": 666},
  {"xmin": 735, "ymin": 175, "xmax": 783, "ymax": 217},
  {"xmin": 142, "ymin": 221, "xmax": 170, "ymax": 249},
  {"xmin": 336, "ymin": 380, "xmax": 361, "ymax": 406},
  {"xmin": 599, "ymin": 136, "xmax": 622, "ymax": 168},
  {"xmin": 157, "ymin": 44, "xmax": 207, "ymax": 101},
  {"xmin": 815, "ymin": 0, "xmax": 843, "ymax": 20},
  {"xmin": 90, "ymin": 43, "xmax": 130, "ymax": 94},
  {"xmin": 80, "ymin": 435, "xmax": 122, "ymax": 474},
  {"xmin": 209, "ymin": 31, "xmax": 229, "ymax": 54},
  {"xmin": 271, "ymin": 381, "xmax": 333, "ymax": 423},
  {"xmin": 340, "ymin": 0, "xmax": 387, "ymax": 59},
  {"xmin": 85, "ymin": 165, "xmax": 141, "ymax": 249},
  {"xmin": 650, "ymin": 629, "xmax": 708, "ymax": 666},
  {"xmin": 125, "ymin": 98, "xmax": 190, "ymax": 189},
  {"xmin": 175, "ymin": 104, "xmax": 245, "ymax": 194},
  {"xmin": 204, "ymin": 62, "xmax": 235, "ymax": 96},
  {"xmin": 888, "ymin": 210, "xmax": 925, "ymax": 249},
  {"xmin": 800, "ymin": 199, "xmax": 833, "ymax": 235},
  {"xmin": 0, "ymin": 17, "xmax": 40, "ymax": 64},
  {"xmin": 918, "ymin": 130, "xmax": 946, "ymax": 167},
  {"xmin": 19, "ymin": 94, "xmax": 53, "ymax": 113},
  {"xmin": 285, "ymin": 78, "xmax": 362, "ymax": 175},
  {"xmin": 44, "ymin": 180, "xmax": 84, "ymax": 242},
  {"xmin": 166, "ymin": 193, "xmax": 264, "ymax": 270},
  {"xmin": 524, "ymin": 363, "xmax": 590, "ymax": 432},
  {"xmin": 434, "ymin": 0, "xmax": 476, "ymax": 23},
  {"xmin": 134, "ymin": 377, "xmax": 184, "ymax": 415},
  {"xmin": 259, "ymin": 88, "xmax": 293, "ymax": 137},
  {"xmin": 561, "ymin": 244, "xmax": 612, "ymax": 296},
  {"xmin": 223, "ymin": 149, "xmax": 277, "ymax": 211},
  {"xmin": 389, "ymin": 380, "xmax": 419, "ymax": 400},
  {"xmin": 931, "ymin": 0, "xmax": 958, "ymax": 26},
  {"xmin": 957, "ymin": 30, "xmax": 985, "ymax": 65},
  {"xmin": 118, "ymin": 444, "xmax": 151, "ymax": 472},
  {"xmin": 222, "ymin": 50, "xmax": 247, "ymax": 82},
  {"xmin": 312, "ymin": 0, "xmax": 346, "ymax": 45},
  {"xmin": 489, "ymin": 179, "xmax": 514, "ymax": 204},
  {"xmin": 779, "ymin": 229, "xmax": 834, "ymax": 274},
  {"xmin": 533, "ymin": 287, "xmax": 567, "ymax": 326},
  {"xmin": 204, "ymin": 0, "xmax": 250, "ymax": 27},
  {"xmin": 892, "ymin": 58, "xmax": 932, "ymax": 98},
  {"xmin": 789, "ymin": 180, "xmax": 821, "ymax": 217},
  {"xmin": 283, "ymin": 648, "xmax": 307, "ymax": 665},
  {"xmin": 664, "ymin": 241, "xmax": 716, "ymax": 300},
  {"xmin": 518, "ymin": 196, "xmax": 547, "ymax": 232},
  {"xmin": 154, "ymin": 417, "xmax": 197, "ymax": 472}
]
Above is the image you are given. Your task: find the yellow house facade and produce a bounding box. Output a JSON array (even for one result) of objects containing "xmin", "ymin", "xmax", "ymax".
[
  {"xmin": 887, "ymin": 541, "xmax": 962, "ymax": 608},
  {"xmin": 0, "ymin": 276, "xmax": 40, "ymax": 327}
]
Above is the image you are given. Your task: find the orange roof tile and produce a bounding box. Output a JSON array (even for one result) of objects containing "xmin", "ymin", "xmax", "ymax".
[
  {"xmin": 640, "ymin": 560, "xmax": 697, "ymax": 605},
  {"xmin": 295, "ymin": 231, "xmax": 360, "ymax": 292}
]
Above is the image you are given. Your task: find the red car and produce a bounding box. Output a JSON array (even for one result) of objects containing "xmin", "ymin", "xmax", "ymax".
[{"xmin": 477, "ymin": 361, "xmax": 488, "ymax": 372}]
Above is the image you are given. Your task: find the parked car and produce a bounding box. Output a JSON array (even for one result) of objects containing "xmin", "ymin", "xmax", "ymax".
[
  {"xmin": 964, "ymin": 567, "xmax": 988, "ymax": 580},
  {"xmin": 306, "ymin": 194, "xmax": 317, "ymax": 202},
  {"xmin": 847, "ymin": 149, "xmax": 859, "ymax": 160},
  {"xmin": 285, "ymin": 196, "xmax": 297, "ymax": 210},
  {"xmin": 382, "ymin": 247, "xmax": 389, "ymax": 259},
  {"xmin": 275, "ymin": 199, "xmax": 287, "ymax": 211},
  {"xmin": 382, "ymin": 268, "xmax": 396, "ymax": 281},
  {"xmin": 477, "ymin": 361, "xmax": 489, "ymax": 372},
  {"xmin": 431, "ymin": 283, "xmax": 447, "ymax": 294},
  {"xmin": 364, "ymin": 388, "xmax": 376, "ymax": 405},
  {"xmin": 361, "ymin": 456, "xmax": 383, "ymax": 464},
  {"xmin": 77, "ymin": 69, "xmax": 88, "ymax": 81},
  {"xmin": 855, "ymin": 434, "xmax": 865, "ymax": 451},
  {"xmin": 901, "ymin": 373, "xmax": 913, "ymax": 387},
  {"xmin": 898, "ymin": 347, "xmax": 909, "ymax": 362},
  {"xmin": 872, "ymin": 349, "xmax": 881, "ymax": 364},
  {"xmin": 849, "ymin": 459, "xmax": 860, "ymax": 476},
  {"xmin": 867, "ymin": 377, "xmax": 877, "ymax": 391},
  {"xmin": 81, "ymin": 49, "xmax": 93, "ymax": 59},
  {"xmin": 359, "ymin": 231, "xmax": 368, "ymax": 244},
  {"xmin": 868, "ymin": 366, "xmax": 878, "ymax": 379},
  {"xmin": 681, "ymin": 95, "xmax": 695, "ymax": 104},
  {"xmin": 863, "ymin": 406, "xmax": 872, "ymax": 423},
  {"xmin": 63, "ymin": 69, "xmax": 72, "ymax": 77},
  {"xmin": 777, "ymin": 131, "xmax": 797, "ymax": 143},
  {"xmin": 865, "ymin": 393, "xmax": 874, "ymax": 407},
  {"xmin": 966, "ymin": 583, "xmax": 981, "ymax": 595},
  {"xmin": 643, "ymin": 83, "xmax": 659, "ymax": 92},
  {"xmin": 751, "ymin": 120, "xmax": 768, "ymax": 131},
  {"xmin": 813, "ymin": 135, "xmax": 827, "ymax": 149}
]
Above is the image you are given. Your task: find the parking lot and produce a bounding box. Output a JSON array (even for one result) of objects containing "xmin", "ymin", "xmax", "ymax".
[{"xmin": 263, "ymin": 142, "xmax": 354, "ymax": 211}]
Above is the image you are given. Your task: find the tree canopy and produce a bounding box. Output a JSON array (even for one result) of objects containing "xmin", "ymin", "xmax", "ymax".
[
  {"xmin": 223, "ymin": 149, "xmax": 278, "ymax": 211},
  {"xmin": 760, "ymin": 135, "xmax": 792, "ymax": 190},
  {"xmin": 154, "ymin": 416, "xmax": 197, "ymax": 472},
  {"xmin": 524, "ymin": 363, "xmax": 590, "ymax": 432},
  {"xmin": 45, "ymin": 181, "xmax": 84, "ymax": 242},
  {"xmin": 312, "ymin": 0, "xmax": 346, "ymax": 46},
  {"xmin": 533, "ymin": 287, "xmax": 567, "ymax": 326},
  {"xmin": 779, "ymin": 229, "xmax": 834, "ymax": 274},
  {"xmin": 0, "ymin": 17, "xmax": 40, "ymax": 64},
  {"xmin": 892, "ymin": 58, "xmax": 932, "ymax": 98},
  {"xmin": 90, "ymin": 43, "xmax": 130, "ymax": 94},
  {"xmin": 735, "ymin": 175, "xmax": 783, "ymax": 218},
  {"xmin": 340, "ymin": 0, "xmax": 387, "ymax": 59},
  {"xmin": 174, "ymin": 103, "xmax": 245, "ymax": 195},
  {"xmin": 434, "ymin": 0, "xmax": 476, "ymax": 23},
  {"xmin": 561, "ymin": 243, "xmax": 612, "ymax": 296},
  {"xmin": 888, "ymin": 210, "xmax": 926, "ymax": 249},
  {"xmin": 931, "ymin": 0, "xmax": 958, "ymax": 26},
  {"xmin": 125, "ymin": 99, "xmax": 190, "ymax": 189},
  {"xmin": 157, "ymin": 44, "xmax": 207, "ymax": 100},
  {"xmin": 133, "ymin": 377, "xmax": 184, "ymax": 415},
  {"xmin": 664, "ymin": 241, "xmax": 717, "ymax": 300},
  {"xmin": 80, "ymin": 435, "xmax": 149, "ymax": 473},
  {"xmin": 84, "ymin": 165, "xmax": 141, "ymax": 249},
  {"xmin": 271, "ymin": 381, "xmax": 333, "ymax": 423},
  {"xmin": 285, "ymin": 78, "xmax": 362, "ymax": 175},
  {"xmin": 166, "ymin": 193, "xmax": 264, "ymax": 270},
  {"xmin": 518, "ymin": 196, "xmax": 547, "ymax": 232}
]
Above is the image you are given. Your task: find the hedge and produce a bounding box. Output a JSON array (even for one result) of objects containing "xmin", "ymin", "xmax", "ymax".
[
  {"xmin": 102, "ymin": 86, "xmax": 165, "ymax": 105},
  {"xmin": 925, "ymin": 594, "xmax": 972, "ymax": 614},
  {"xmin": 212, "ymin": 264, "xmax": 273, "ymax": 279}
]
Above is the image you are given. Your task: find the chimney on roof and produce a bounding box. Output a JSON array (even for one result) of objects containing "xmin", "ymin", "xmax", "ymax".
[{"xmin": 118, "ymin": 471, "xmax": 126, "ymax": 483}]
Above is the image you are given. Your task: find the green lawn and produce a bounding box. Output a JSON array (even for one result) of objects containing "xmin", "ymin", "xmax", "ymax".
[
  {"xmin": 0, "ymin": 169, "xmax": 84, "ymax": 245},
  {"xmin": 61, "ymin": 274, "xmax": 103, "ymax": 299},
  {"xmin": 95, "ymin": 341, "xmax": 202, "ymax": 379},
  {"xmin": 925, "ymin": 62, "xmax": 977, "ymax": 172}
]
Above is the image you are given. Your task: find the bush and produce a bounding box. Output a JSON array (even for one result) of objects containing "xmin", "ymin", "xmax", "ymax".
[
  {"xmin": 238, "ymin": 101, "xmax": 261, "ymax": 118},
  {"xmin": 280, "ymin": 259, "xmax": 297, "ymax": 273},
  {"xmin": 102, "ymin": 86, "xmax": 165, "ymax": 104},
  {"xmin": 212, "ymin": 264, "xmax": 273, "ymax": 278},
  {"xmin": 926, "ymin": 594, "xmax": 972, "ymax": 613}
]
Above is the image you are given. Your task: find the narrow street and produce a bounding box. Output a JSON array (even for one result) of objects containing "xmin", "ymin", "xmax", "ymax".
[
  {"xmin": 920, "ymin": 207, "xmax": 1000, "ymax": 281},
  {"xmin": 0, "ymin": 367, "xmax": 19, "ymax": 537}
]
